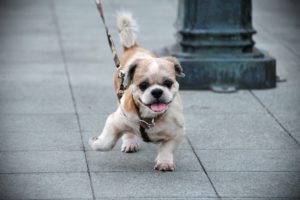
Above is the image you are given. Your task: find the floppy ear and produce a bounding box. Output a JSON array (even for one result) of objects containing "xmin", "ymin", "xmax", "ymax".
[
  {"xmin": 164, "ymin": 56, "xmax": 185, "ymax": 77},
  {"xmin": 123, "ymin": 59, "xmax": 140, "ymax": 88}
]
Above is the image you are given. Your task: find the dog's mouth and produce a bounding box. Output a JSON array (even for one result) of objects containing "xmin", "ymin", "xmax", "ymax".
[{"xmin": 148, "ymin": 102, "xmax": 168, "ymax": 112}]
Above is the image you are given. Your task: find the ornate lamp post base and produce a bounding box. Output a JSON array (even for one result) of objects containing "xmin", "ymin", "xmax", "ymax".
[{"xmin": 162, "ymin": 0, "xmax": 276, "ymax": 91}]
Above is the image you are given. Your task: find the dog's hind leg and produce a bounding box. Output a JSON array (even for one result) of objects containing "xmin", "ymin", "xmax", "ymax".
[
  {"xmin": 121, "ymin": 132, "xmax": 140, "ymax": 153},
  {"xmin": 89, "ymin": 111, "xmax": 123, "ymax": 151}
]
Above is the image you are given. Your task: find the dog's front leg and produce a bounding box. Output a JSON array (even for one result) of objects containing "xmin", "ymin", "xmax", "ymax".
[
  {"xmin": 154, "ymin": 134, "xmax": 183, "ymax": 171},
  {"xmin": 89, "ymin": 111, "xmax": 124, "ymax": 151},
  {"xmin": 121, "ymin": 132, "xmax": 140, "ymax": 153}
]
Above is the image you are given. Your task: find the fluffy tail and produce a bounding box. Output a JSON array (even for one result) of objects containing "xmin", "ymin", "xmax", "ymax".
[{"xmin": 116, "ymin": 12, "xmax": 139, "ymax": 48}]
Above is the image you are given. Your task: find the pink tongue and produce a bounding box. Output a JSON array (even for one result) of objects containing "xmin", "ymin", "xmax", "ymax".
[{"xmin": 150, "ymin": 103, "xmax": 167, "ymax": 112}]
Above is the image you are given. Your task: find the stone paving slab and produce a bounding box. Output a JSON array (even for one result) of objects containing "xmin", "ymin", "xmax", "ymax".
[
  {"xmin": 255, "ymin": 43, "xmax": 300, "ymax": 63},
  {"xmin": 196, "ymin": 149, "xmax": 300, "ymax": 172},
  {"xmin": 1, "ymin": 34, "xmax": 59, "ymax": 51},
  {"xmin": 186, "ymin": 113, "xmax": 299, "ymax": 150},
  {"xmin": 0, "ymin": 0, "xmax": 51, "ymax": 19},
  {"xmin": 79, "ymin": 114, "xmax": 108, "ymax": 132},
  {"xmin": 187, "ymin": 128, "xmax": 299, "ymax": 150},
  {"xmin": 62, "ymin": 43, "xmax": 112, "ymax": 62},
  {"xmin": 86, "ymin": 149, "xmax": 201, "ymax": 172},
  {"xmin": 0, "ymin": 28, "xmax": 62, "ymax": 63},
  {"xmin": 209, "ymin": 172, "xmax": 300, "ymax": 198},
  {"xmin": 0, "ymin": 114, "xmax": 78, "ymax": 132},
  {"xmin": 0, "ymin": 131, "xmax": 83, "ymax": 151},
  {"xmin": 185, "ymin": 113, "xmax": 282, "ymax": 133},
  {"xmin": 91, "ymin": 172, "xmax": 217, "ymax": 198},
  {"xmin": 0, "ymin": 50, "xmax": 63, "ymax": 63},
  {"xmin": 67, "ymin": 61, "xmax": 115, "ymax": 86},
  {"xmin": 0, "ymin": 75, "xmax": 74, "ymax": 114},
  {"xmin": 0, "ymin": 17, "xmax": 55, "ymax": 35},
  {"xmin": 0, "ymin": 151, "xmax": 87, "ymax": 173},
  {"xmin": 181, "ymin": 91, "xmax": 267, "ymax": 114},
  {"xmin": 0, "ymin": 173, "xmax": 92, "ymax": 199},
  {"xmin": 71, "ymin": 85, "xmax": 116, "ymax": 115},
  {"xmin": 272, "ymin": 62, "xmax": 300, "ymax": 85}
]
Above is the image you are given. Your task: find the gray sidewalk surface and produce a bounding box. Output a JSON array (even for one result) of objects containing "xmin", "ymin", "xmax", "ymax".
[{"xmin": 0, "ymin": 0, "xmax": 300, "ymax": 199}]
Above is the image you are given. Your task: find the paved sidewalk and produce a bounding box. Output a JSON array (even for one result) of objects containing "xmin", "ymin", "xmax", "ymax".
[{"xmin": 0, "ymin": 0, "xmax": 300, "ymax": 199}]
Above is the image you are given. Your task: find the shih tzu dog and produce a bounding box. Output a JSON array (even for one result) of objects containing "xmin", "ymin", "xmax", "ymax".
[{"xmin": 89, "ymin": 12, "xmax": 185, "ymax": 171}]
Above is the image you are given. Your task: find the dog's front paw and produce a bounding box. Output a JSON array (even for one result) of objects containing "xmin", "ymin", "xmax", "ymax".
[
  {"xmin": 154, "ymin": 162, "xmax": 176, "ymax": 171},
  {"xmin": 89, "ymin": 136, "xmax": 99, "ymax": 150},
  {"xmin": 121, "ymin": 143, "xmax": 139, "ymax": 153},
  {"xmin": 89, "ymin": 136, "xmax": 112, "ymax": 151}
]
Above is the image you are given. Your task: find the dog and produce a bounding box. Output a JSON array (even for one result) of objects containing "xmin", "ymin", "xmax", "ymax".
[{"xmin": 89, "ymin": 12, "xmax": 185, "ymax": 171}]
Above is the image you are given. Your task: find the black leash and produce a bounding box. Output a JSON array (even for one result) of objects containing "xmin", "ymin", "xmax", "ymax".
[
  {"xmin": 139, "ymin": 126, "xmax": 152, "ymax": 143},
  {"xmin": 95, "ymin": 0, "xmax": 125, "ymax": 100}
]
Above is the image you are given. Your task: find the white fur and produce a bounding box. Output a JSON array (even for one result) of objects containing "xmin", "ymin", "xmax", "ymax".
[
  {"xmin": 148, "ymin": 60, "xmax": 159, "ymax": 74},
  {"xmin": 117, "ymin": 11, "xmax": 139, "ymax": 48}
]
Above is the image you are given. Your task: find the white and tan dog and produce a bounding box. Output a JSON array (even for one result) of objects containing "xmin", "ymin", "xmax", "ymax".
[{"xmin": 89, "ymin": 12, "xmax": 185, "ymax": 171}]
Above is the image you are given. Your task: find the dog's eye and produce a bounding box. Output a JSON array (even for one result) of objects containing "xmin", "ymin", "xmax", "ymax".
[
  {"xmin": 163, "ymin": 79, "xmax": 173, "ymax": 88},
  {"xmin": 139, "ymin": 81, "xmax": 149, "ymax": 91}
]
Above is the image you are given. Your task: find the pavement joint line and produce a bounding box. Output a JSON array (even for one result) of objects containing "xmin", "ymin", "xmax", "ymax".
[
  {"xmin": 93, "ymin": 196, "xmax": 220, "ymax": 199},
  {"xmin": 186, "ymin": 136, "xmax": 221, "ymax": 198},
  {"xmin": 0, "ymin": 171, "xmax": 89, "ymax": 175},
  {"xmin": 0, "ymin": 150, "xmax": 85, "ymax": 152},
  {"xmin": 221, "ymin": 197, "xmax": 300, "ymax": 199},
  {"xmin": 0, "ymin": 113, "xmax": 81, "ymax": 115},
  {"xmin": 220, "ymin": 198, "xmax": 299, "ymax": 199},
  {"xmin": 0, "ymin": 199, "xmax": 93, "ymax": 200},
  {"xmin": 249, "ymin": 90, "xmax": 300, "ymax": 146},
  {"xmin": 49, "ymin": 0, "xmax": 96, "ymax": 199},
  {"xmin": 1, "ymin": 148, "xmax": 299, "ymax": 153},
  {"xmin": 1, "ymin": 170, "xmax": 300, "ymax": 175},
  {"xmin": 0, "ymin": 170, "xmax": 205, "ymax": 175},
  {"xmin": 201, "ymin": 171, "xmax": 300, "ymax": 173}
]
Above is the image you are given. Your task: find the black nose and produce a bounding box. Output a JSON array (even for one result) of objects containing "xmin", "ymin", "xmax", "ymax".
[{"xmin": 151, "ymin": 88, "xmax": 163, "ymax": 98}]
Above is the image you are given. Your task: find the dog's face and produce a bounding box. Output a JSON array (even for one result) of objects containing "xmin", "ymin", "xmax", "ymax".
[{"xmin": 124, "ymin": 57, "xmax": 184, "ymax": 116}]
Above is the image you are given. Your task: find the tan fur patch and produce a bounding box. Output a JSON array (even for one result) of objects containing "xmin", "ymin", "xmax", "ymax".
[{"xmin": 122, "ymin": 89, "xmax": 139, "ymax": 114}]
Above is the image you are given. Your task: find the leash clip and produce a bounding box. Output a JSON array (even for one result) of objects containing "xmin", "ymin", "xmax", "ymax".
[{"xmin": 118, "ymin": 69, "xmax": 125, "ymax": 79}]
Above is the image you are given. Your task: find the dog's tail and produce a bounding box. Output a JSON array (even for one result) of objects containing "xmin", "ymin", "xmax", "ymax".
[{"xmin": 116, "ymin": 11, "xmax": 139, "ymax": 49}]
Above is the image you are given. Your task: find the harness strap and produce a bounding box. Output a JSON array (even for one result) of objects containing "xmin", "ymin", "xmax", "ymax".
[
  {"xmin": 95, "ymin": 0, "xmax": 125, "ymax": 100},
  {"xmin": 139, "ymin": 126, "xmax": 152, "ymax": 143},
  {"xmin": 137, "ymin": 110, "xmax": 167, "ymax": 143},
  {"xmin": 120, "ymin": 106, "xmax": 166, "ymax": 143}
]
